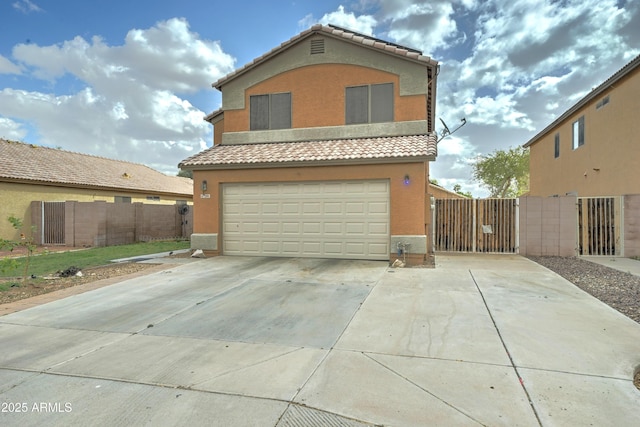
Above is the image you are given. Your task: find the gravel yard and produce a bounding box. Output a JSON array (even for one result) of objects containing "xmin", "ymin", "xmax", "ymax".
[{"xmin": 527, "ymin": 256, "xmax": 640, "ymax": 324}]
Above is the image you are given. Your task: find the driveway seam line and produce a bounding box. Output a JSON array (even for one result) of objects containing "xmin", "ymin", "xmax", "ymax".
[
  {"xmin": 280, "ymin": 268, "xmax": 385, "ymax": 418},
  {"xmin": 363, "ymin": 352, "xmax": 485, "ymax": 426},
  {"xmin": 468, "ymin": 269, "xmax": 543, "ymax": 427}
]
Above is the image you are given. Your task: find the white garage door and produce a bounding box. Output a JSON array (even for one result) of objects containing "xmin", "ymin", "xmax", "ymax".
[{"xmin": 222, "ymin": 180, "xmax": 389, "ymax": 260}]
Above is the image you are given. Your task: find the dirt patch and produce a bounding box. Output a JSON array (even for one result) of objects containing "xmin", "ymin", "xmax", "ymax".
[{"xmin": 0, "ymin": 262, "xmax": 159, "ymax": 305}]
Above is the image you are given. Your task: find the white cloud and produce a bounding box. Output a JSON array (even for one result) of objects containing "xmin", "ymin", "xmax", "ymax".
[
  {"xmin": 1, "ymin": 18, "xmax": 236, "ymax": 174},
  {"xmin": 300, "ymin": 5, "xmax": 377, "ymax": 35},
  {"xmin": 0, "ymin": 55, "xmax": 21, "ymax": 75},
  {"xmin": 383, "ymin": 1, "xmax": 459, "ymax": 52},
  {"xmin": 12, "ymin": 0, "xmax": 43, "ymax": 14},
  {"xmin": 0, "ymin": 117, "xmax": 27, "ymax": 140}
]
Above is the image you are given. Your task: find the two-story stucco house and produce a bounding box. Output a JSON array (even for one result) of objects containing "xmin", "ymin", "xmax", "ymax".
[
  {"xmin": 180, "ymin": 24, "xmax": 439, "ymax": 266},
  {"xmin": 524, "ymin": 54, "xmax": 640, "ymax": 197}
]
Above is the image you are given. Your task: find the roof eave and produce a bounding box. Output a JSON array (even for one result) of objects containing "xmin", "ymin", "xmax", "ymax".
[
  {"xmin": 183, "ymin": 155, "xmax": 435, "ymax": 171},
  {"xmin": 212, "ymin": 24, "xmax": 438, "ymax": 90},
  {"xmin": 524, "ymin": 54, "xmax": 640, "ymax": 148},
  {"xmin": 0, "ymin": 177, "xmax": 193, "ymax": 198}
]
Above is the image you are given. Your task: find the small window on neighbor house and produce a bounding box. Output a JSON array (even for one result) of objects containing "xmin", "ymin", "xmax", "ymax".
[
  {"xmin": 146, "ymin": 196, "xmax": 160, "ymax": 201},
  {"xmin": 115, "ymin": 196, "xmax": 131, "ymax": 203},
  {"xmin": 554, "ymin": 133, "xmax": 560, "ymax": 158},
  {"xmin": 250, "ymin": 92, "xmax": 292, "ymax": 130},
  {"xmin": 596, "ymin": 95, "xmax": 610, "ymax": 110},
  {"xmin": 572, "ymin": 116, "xmax": 585, "ymax": 149},
  {"xmin": 345, "ymin": 83, "xmax": 394, "ymax": 124}
]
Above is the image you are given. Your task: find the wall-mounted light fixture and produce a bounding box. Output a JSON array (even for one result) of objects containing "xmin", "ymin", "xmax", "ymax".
[
  {"xmin": 403, "ymin": 174, "xmax": 410, "ymax": 185},
  {"xmin": 201, "ymin": 180, "xmax": 208, "ymax": 192}
]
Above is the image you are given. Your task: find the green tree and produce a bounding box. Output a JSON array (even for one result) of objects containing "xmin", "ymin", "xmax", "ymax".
[
  {"xmin": 452, "ymin": 184, "xmax": 473, "ymax": 198},
  {"xmin": 0, "ymin": 216, "xmax": 38, "ymax": 283},
  {"xmin": 472, "ymin": 146, "xmax": 529, "ymax": 198},
  {"xmin": 177, "ymin": 169, "xmax": 193, "ymax": 179}
]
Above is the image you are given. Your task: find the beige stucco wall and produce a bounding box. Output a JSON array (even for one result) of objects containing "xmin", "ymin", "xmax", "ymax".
[
  {"xmin": 528, "ymin": 68, "xmax": 640, "ymax": 197},
  {"xmin": 0, "ymin": 182, "xmax": 191, "ymax": 241}
]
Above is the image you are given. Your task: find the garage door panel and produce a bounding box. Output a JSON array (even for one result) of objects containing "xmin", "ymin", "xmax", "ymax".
[
  {"xmin": 261, "ymin": 241, "xmax": 280, "ymax": 254},
  {"xmin": 303, "ymin": 241, "xmax": 322, "ymax": 255},
  {"xmin": 324, "ymin": 222, "xmax": 343, "ymax": 234},
  {"xmin": 282, "ymin": 241, "xmax": 301, "ymax": 254},
  {"xmin": 368, "ymin": 222, "xmax": 389, "ymax": 235},
  {"xmin": 346, "ymin": 202, "xmax": 365, "ymax": 214},
  {"xmin": 282, "ymin": 222, "xmax": 301, "ymax": 234},
  {"xmin": 282, "ymin": 202, "xmax": 300, "ymax": 214},
  {"xmin": 368, "ymin": 243, "xmax": 389, "ymax": 256},
  {"xmin": 368, "ymin": 181, "xmax": 389, "ymax": 193},
  {"xmin": 261, "ymin": 202, "xmax": 279, "ymax": 214},
  {"xmin": 368, "ymin": 201, "xmax": 389, "ymax": 214},
  {"xmin": 345, "ymin": 222, "xmax": 365, "ymax": 235},
  {"xmin": 222, "ymin": 181, "xmax": 389, "ymax": 260},
  {"xmin": 323, "ymin": 242, "xmax": 343, "ymax": 255},
  {"xmin": 262, "ymin": 222, "xmax": 280, "ymax": 234}
]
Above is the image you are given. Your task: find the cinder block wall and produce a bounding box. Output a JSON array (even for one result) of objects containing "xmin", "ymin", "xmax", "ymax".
[
  {"xmin": 624, "ymin": 194, "xmax": 640, "ymax": 258},
  {"xmin": 107, "ymin": 203, "xmax": 136, "ymax": 246},
  {"xmin": 30, "ymin": 201, "xmax": 192, "ymax": 247},
  {"xmin": 519, "ymin": 196, "xmax": 577, "ymax": 257}
]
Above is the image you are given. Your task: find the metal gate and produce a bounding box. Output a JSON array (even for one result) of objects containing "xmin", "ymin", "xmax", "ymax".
[
  {"xmin": 577, "ymin": 197, "xmax": 622, "ymax": 255},
  {"xmin": 42, "ymin": 202, "xmax": 65, "ymax": 245},
  {"xmin": 434, "ymin": 198, "xmax": 519, "ymax": 253}
]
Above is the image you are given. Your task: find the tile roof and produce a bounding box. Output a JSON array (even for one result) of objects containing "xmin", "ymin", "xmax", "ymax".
[
  {"xmin": 212, "ymin": 24, "xmax": 438, "ymax": 90},
  {"xmin": 0, "ymin": 139, "xmax": 193, "ymax": 196},
  {"xmin": 524, "ymin": 53, "xmax": 640, "ymax": 147},
  {"xmin": 180, "ymin": 134, "xmax": 437, "ymax": 169}
]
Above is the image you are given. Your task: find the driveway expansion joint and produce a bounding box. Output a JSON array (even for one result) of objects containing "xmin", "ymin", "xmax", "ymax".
[{"xmin": 468, "ymin": 269, "xmax": 543, "ymax": 427}]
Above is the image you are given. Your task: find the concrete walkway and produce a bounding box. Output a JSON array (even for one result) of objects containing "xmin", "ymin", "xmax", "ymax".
[
  {"xmin": 582, "ymin": 255, "xmax": 640, "ymax": 277},
  {"xmin": 0, "ymin": 254, "xmax": 639, "ymax": 426}
]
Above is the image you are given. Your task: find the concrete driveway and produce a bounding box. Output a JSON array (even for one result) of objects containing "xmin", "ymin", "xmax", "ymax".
[{"xmin": 1, "ymin": 254, "xmax": 639, "ymax": 426}]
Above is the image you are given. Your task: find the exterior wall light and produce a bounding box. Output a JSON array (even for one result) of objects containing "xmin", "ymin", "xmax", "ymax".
[
  {"xmin": 404, "ymin": 174, "xmax": 410, "ymax": 185},
  {"xmin": 201, "ymin": 180, "xmax": 208, "ymax": 192}
]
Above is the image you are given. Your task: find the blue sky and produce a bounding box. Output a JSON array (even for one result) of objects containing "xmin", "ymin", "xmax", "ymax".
[{"xmin": 1, "ymin": 0, "xmax": 639, "ymax": 196}]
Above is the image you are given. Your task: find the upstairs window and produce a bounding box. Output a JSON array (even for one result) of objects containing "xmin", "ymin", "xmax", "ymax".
[
  {"xmin": 250, "ymin": 92, "xmax": 291, "ymax": 130},
  {"xmin": 596, "ymin": 95, "xmax": 610, "ymax": 110},
  {"xmin": 345, "ymin": 83, "xmax": 394, "ymax": 124},
  {"xmin": 572, "ymin": 116, "xmax": 585, "ymax": 149},
  {"xmin": 554, "ymin": 133, "xmax": 560, "ymax": 158}
]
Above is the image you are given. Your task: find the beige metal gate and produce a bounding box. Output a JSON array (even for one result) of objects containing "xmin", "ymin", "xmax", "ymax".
[
  {"xmin": 434, "ymin": 198, "xmax": 519, "ymax": 253},
  {"xmin": 577, "ymin": 197, "xmax": 622, "ymax": 255},
  {"xmin": 42, "ymin": 202, "xmax": 65, "ymax": 245}
]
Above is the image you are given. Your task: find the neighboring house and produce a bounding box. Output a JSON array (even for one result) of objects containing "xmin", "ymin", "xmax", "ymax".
[
  {"xmin": 428, "ymin": 182, "xmax": 469, "ymax": 199},
  {"xmin": 524, "ymin": 54, "xmax": 640, "ymax": 197},
  {"xmin": 180, "ymin": 24, "xmax": 439, "ymax": 266},
  {"xmin": 0, "ymin": 139, "xmax": 193, "ymax": 241}
]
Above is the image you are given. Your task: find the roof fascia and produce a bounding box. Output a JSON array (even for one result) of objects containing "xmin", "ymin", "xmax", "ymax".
[
  {"xmin": 0, "ymin": 177, "xmax": 192, "ymax": 198},
  {"xmin": 524, "ymin": 54, "xmax": 640, "ymax": 148},
  {"xmin": 184, "ymin": 155, "xmax": 435, "ymax": 171},
  {"xmin": 213, "ymin": 25, "xmax": 437, "ymax": 91}
]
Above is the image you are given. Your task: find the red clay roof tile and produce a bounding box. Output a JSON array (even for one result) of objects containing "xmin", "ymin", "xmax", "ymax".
[
  {"xmin": 180, "ymin": 134, "xmax": 437, "ymax": 168},
  {"xmin": 0, "ymin": 139, "xmax": 193, "ymax": 196}
]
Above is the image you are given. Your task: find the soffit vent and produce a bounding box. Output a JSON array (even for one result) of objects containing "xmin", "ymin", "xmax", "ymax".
[{"xmin": 310, "ymin": 39, "xmax": 325, "ymax": 55}]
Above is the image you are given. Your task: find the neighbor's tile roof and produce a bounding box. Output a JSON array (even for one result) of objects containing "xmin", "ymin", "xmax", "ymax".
[
  {"xmin": 213, "ymin": 24, "xmax": 438, "ymax": 90},
  {"xmin": 180, "ymin": 134, "xmax": 437, "ymax": 169},
  {"xmin": 0, "ymin": 139, "xmax": 193, "ymax": 196}
]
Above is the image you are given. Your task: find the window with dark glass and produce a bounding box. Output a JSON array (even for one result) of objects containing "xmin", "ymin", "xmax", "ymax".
[
  {"xmin": 345, "ymin": 83, "xmax": 394, "ymax": 124},
  {"xmin": 572, "ymin": 116, "xmax": 585, "ymax": 149},
  {"xmin": 250, "ymin": 92, "xmax": 291, "ymax": 130},
  {"xmin": 554, "ymin": 133, "xmax": 560, "ymax": 158}
]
